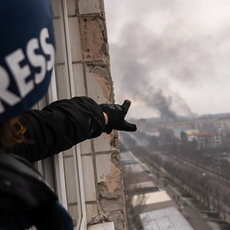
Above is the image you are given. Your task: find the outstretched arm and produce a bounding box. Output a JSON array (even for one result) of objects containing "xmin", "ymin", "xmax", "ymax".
[
  {"xmin": 7, "ymin": 97, "xmax": 136, "ymax": 163},
  {"xmin": 8, "ymin": 97, "xmax": 105, "ymax": 162}
]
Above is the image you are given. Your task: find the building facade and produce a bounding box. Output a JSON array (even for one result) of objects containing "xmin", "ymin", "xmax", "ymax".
[
  {"xmin": 188, "ymin": 132, "xmax": 222, "ymax": 149},
  {"xmin": 35, "ymin": 1, "xmax": 127, "ymax": 230}
]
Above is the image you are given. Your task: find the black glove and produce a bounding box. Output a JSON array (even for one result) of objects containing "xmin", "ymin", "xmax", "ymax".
[{"xmin": 100, "ymin": 100, "xmax": 137, "ymax": 134}]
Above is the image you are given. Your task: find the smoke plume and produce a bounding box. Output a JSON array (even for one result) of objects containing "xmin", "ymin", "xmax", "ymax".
[{"xmin": 106, "ymin": 0, "xmax": 230, "ymax": 118}]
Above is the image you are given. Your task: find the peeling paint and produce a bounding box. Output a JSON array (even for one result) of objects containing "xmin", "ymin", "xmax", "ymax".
[
  {"xmin": 93, "ymin": 67, "xmax": 113, "ymax": 101},
  {"xmin": 92, "ymin": 71, "xmax": 112, "ymax": 103},
  {"xmin": 99, "ymin": 182, "xmax": 118, "ymax": 198},
  {"xmin": 105, "ymin": 160, "xmax": 120, "ymax": 193}
]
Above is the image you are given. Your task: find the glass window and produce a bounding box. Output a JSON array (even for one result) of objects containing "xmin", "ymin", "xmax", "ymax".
[{"xmin": 33, "ymin": 0, "xmax": 87, "ymax": 229}]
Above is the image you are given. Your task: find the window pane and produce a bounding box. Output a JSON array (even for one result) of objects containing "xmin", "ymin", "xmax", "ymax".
[{"xmin": 49, "ymin": 0, "xmax": 83, "ymax": 227}]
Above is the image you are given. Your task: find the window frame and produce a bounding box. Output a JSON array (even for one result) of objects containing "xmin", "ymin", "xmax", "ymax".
[{"xmin": 48, "ymin": 0, "xmax": 87, "ymax": 229}]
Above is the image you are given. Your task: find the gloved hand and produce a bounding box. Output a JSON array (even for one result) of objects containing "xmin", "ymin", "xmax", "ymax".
[{"xmin": 100, "ymin": 100, "xmax": 137, "ymax": 134}]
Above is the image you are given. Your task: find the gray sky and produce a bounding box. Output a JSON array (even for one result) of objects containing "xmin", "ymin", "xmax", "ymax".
[{"xmin": 104, "ymin": 0, "xmax": 230, "ymax": 119}]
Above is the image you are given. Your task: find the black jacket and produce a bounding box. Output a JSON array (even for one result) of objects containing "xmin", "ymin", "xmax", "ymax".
[
  {"xmin": 7, "ymin": 96, "xmax": 105, "ymax": 163},
  {"xmin": 0, "ymin": 97, "xmax": 105, "ymax": 225}
]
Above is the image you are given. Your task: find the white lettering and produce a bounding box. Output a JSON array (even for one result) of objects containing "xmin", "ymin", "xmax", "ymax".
[
  {"xmin": 5, "ymin": 49, "xmax": 34, "ymax": 98},
  {"xmin": 27, "ymin": 38, "xmax": 46, "ymax": 84},
  {"xmin": 0, "ymin": 27, "xmax": 55, "ymax": 113},
  {"xmin": 0, "ymin": 66, "xmax": 21, "ymax": 113},
  {"xmin": 40, "ymin": 28, "xmax": 55, "ymax": 71}
]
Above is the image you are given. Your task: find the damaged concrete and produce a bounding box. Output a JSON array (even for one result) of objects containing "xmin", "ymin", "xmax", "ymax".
[
  {"xmin": 98, "ymin": 183, "xmax": 121, "ymax": 199},
  {"xmin": 110, "ymin": 131, "xmax": 120, "ymax": 149},
  {"xmin": 97, "ymin": 154, "xmax": 121, "ymax": 195},
  {"xmin": 91, "ymin": 66, "xmax": 114, "ymax": 103},
  {"xmin": 73, "ymin": 0, "xmax": 127, "ymax": 229},
  {"xmin": 80, "ymin": 16, "xmax": 109, "ymax": 65},
  {"xmin": 94, "ymin": 151, "xmax": 126, "ymax": 228},
  {"xmin": 100, "ymin": 197, "xmax": 123, "ymax": 212}
]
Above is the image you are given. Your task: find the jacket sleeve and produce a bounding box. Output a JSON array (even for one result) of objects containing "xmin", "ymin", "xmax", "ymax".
[{"xmin": 8, "ymin": 97, "xmax": 105, "ymax": 163}]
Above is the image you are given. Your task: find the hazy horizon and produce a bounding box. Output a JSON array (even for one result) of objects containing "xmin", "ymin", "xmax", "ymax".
[{"xmin": 104, "ymin": 0, "xmax": 230, "ymax": 119}]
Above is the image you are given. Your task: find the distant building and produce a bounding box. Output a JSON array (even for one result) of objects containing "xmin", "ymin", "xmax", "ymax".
[
  {"xmin": 147, "ymin": 115, "xmax": 230, "ymax": 137},
  {"xmin": 174, "ymin": 129, "xmax": 199, "ymax": 140},
  {"xmin": 174, "ymin": 129, "xmax": 185, "ymax": 140},
  {"xmin": 188, "ymin": 132, "xmax": 222, "ymax": 149},
  {"xmin": 216, "ymin": 118, "xmax": 230, "ymax": 136}
]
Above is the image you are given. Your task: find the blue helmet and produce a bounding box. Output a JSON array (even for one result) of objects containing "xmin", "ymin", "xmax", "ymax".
[{"xmin": 0, "ymin": 0, "xmax": 55, "ymax": 123}]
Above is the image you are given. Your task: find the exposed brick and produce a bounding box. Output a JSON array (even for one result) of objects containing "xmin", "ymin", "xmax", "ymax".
[{"xmin": 79, "ymin": 17, "xmax": 108, "ymax": 65}]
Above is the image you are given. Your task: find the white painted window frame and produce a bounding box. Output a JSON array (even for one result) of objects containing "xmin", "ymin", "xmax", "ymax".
[{"xmin": 48, "ymin": 0, "xmax": 87, "ymax": 229}]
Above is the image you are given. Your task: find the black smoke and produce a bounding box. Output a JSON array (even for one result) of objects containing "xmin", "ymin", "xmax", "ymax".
[{"xmin": 107, "ymin": 1, "xmax": 230, "ymax": 118}]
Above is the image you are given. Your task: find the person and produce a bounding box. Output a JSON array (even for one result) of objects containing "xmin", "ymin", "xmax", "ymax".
[{"xmin": 0, "ymin": 0, "xmax": 137, "ymax": 229}]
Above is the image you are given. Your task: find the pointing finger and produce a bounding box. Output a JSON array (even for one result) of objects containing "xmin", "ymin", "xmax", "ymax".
[{"xmin": 122, "ymin": 100, "xmax": 131, "ymax": 114}]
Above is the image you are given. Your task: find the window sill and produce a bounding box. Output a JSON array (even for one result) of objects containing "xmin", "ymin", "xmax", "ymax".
[{"xmin": 88, "ymin": 222, "xmax": 115, "ymax": 230}]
